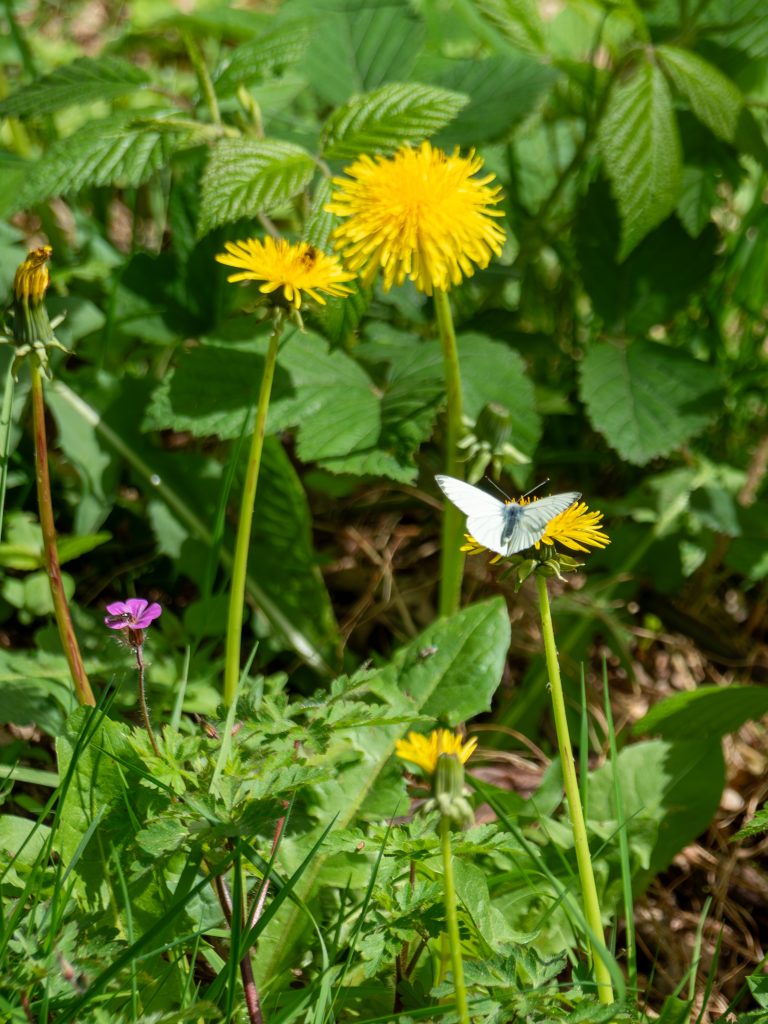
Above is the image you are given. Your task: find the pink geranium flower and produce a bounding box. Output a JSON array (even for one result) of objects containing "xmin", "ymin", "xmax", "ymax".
[{"xmin": 104, "ymin": 598, "xmax": 162, "ymax": 631}]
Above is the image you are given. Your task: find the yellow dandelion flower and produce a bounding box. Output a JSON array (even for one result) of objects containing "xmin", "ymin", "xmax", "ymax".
[
  {"xmin": 215, "ymin": 237, "xmax": 355, "ymax": 310},
  {"xmin": 13, "ymin": 246, "xmax": 52, "ymax": 304},
  {"xmin": 463, "ymin": 498, "xmax": 609, "ymax": 556},
  {"xmin": 326, "ymin": 141, "xmax": 506, "ymax": 295},
  {"xmin": 395, "ymin": 728, "xmax": 477, "ymax": 776},
  {"xmin": 541, "ymin": 501, "xmax": 610, "ymax": 553}
]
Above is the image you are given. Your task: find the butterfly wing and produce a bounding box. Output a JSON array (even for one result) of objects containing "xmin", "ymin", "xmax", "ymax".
[
  {"xmin": 434, "ymin": 475, "xmax": 508, "ymax": 555},
  {"xmin": 503, "ymin": 491, "xmax": 581, "ymax": 554}
]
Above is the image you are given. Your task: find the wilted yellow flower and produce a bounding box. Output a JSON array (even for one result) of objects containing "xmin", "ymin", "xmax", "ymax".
[
  {"xmin": 215, "ymin": 237, "xmax": 355, "ymax": 309},
  {"xmin": 13, "ymin": 246, "xmax": 52, "ymax": 304},
  {"xmin": 326, "ymin": 141, "xmax": 505, "ymax": 295},
  {"xmin": 395, "ymin": 728, "xmax": 477, "ymax": 776}
]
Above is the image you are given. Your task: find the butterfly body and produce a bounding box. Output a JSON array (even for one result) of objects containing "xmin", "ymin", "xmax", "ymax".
[{"xmin": 435, "ymin": 475, "xmax": 580, "ymax": 556}]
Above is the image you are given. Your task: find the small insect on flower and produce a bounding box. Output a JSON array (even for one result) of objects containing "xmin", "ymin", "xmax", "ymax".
[
  {"xmin": 215, "ymin": 237, "xmax": 354, "ymax": 310},
  {"xmin": 104, "ymin": 598, "xmax": 162, "ymax": 632}
]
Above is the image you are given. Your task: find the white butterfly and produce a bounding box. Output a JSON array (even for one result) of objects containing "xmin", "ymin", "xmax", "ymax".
[{"xmin": 435, "ymin": 475, "xmax": 581, "ymax": 556}]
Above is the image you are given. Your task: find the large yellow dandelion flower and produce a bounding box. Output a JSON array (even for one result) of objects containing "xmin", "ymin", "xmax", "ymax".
[
  {"xmin": 13, "ymin": 245, "xmax": 52, "ymax": 304},
  {"xmin": 215, "ymin": 237, "xmax": 355, "ymax": 309},
  {"xmin": 540, "ymin": 501, "xmax": 610, "ymax": 553},
  {"xmin": 395, "ymin": 728, "xmax": 477, "ymax": 776},
  {"xmin": 326, "ymin": 141, "xmax": 506, "ymax": 295}
]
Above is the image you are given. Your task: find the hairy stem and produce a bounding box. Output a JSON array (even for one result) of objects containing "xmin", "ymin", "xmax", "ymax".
[
  {"xmin": 133, "ymin": 640, "xmax": 160, "ymax": 757},
  {"xmin": 30, "ymin": 362, "xmax": 94, "ymax": 706}
]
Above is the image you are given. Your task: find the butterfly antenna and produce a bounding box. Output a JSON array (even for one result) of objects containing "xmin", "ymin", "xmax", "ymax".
[
  {"xmin": 521, "ymin": 478, "xmax": 550, "ymax": 500},
  {"xmin": 483, "ymin": 476, "xmax": 513, "ymax": 501}
]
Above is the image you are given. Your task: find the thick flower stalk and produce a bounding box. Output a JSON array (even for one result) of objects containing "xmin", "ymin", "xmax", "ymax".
[
  {"xmin": 5, "ymin": 248, "xmax": 95, "ymax": 706},
  {"xmin": 105, "ymin": 598, "xmax": 163, "ymax": 755},
  {"xmin": 463, "ymin": 494, "xmax": 613, "ymax": 1000},
  {"xmin": 215, "ymin": 237, "xmax": 353, "ymax": 706},
  {"xmin": 328, "ymin": 142, "xmax": 506, "ymax": 617},
  {"xmin": 397, "ymin": 729, "xmax": 477, "ymax": 1024}
]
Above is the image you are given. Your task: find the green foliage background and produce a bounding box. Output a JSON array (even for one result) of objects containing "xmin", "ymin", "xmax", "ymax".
[{"xmin": 1, "ymin": 0, "xmax": 767, "ymax": 1020}]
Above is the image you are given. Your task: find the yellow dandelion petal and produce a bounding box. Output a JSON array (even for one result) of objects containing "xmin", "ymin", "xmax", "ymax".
[
  {"xmin": 326, "ymin": 141, "xmax": 506, "ymax": 296},
  {"xmin": 395, "ymin": 728, "xmax": 477, "ymax": 775},
  {"xmin": 13, "ymin": 245, "xmax": 52, "ymax": 304},
  {"xmin": 215, "ymin": 236, "xmax": 355, "ymax": 310},
  {"xmin": 541, "ymin": 502, "xmax": 610, "ymax": 553},
  {"xmin": 461, "ymin": 533, "xmax": 503, "ymax": 563}
]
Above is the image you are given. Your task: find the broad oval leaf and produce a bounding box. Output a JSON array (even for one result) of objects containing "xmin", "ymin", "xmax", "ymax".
[
  {"xmin": 598, "ymin": 59, "xmax": 682, "ymax": 259},
  {"xmin": 578, "ymin": 340, "xmax": 721, "ymax": 465},
  {"xmin": 322, "ymin": 81, "xmax": 468, "ymax": 160},
  {"xmin": 198, "ymin": 138, "xmax": 315, "ymax": 234}
]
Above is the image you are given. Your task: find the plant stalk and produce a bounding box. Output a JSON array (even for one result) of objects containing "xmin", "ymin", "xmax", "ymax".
[
  {"xmin": 535, "ymin": 574, "xmax": 613, "ymax": 1003},
  {"xmin": 439, "ymin": 816, "xmax": 470, "ymax": 1024},
  {"xmin": 133, "ymin": 639, "xmax": 160, "ymax": 757},
  {"xmin": 30, "ymin": 362, "xmax": 95, "ymax": 707},
  {"xmin": 434, "ymin": 288, "xmax": 465, "ymax": 617},
  {"xmin": 223, "ymin": 312, "xmax": 284, "ymax": 706}
]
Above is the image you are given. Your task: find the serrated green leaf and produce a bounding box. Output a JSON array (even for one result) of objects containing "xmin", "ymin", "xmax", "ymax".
[
  {"xmin": 146, "ymin": 327, "xmax": 438, "ymax": 482},
  {"xmin": 578, "ymin": 340, "xmax": 721, "ymax": 465},
  {"xmin": 701, "ymin": 0, "xmax": 768, "ymax": 58},
  {"xmin": 473, "ymin": 0, "xmax": 545, "ymax": 54},
  {"xmin": 198, "ymin": 138, "xmax": 315, "ymax": 235},
  {"xmin": 0, "ymin": 56, "xmax": 150, "ymax": 119},
  {"xmin": 15, "ymin": 112, "xmax": 188, "ymax": 210},
  {"xmin": 657, "ymin": 45, "xmax": 743, "ymax": 143},
  {"xmin": 294, "ymin": 0, "xmax": 426, "ymax": 106},
  {"xmin": 322, "ymin": 81, "xmax": 468, "ymax": 159},
  {"xmin": 598, "ymin": 59, "xmax": 682, "ymax": 259},
  {"xmin": 676, "ymin": 164, "xmax": 721, "ymax": 237},
  {"xmin": 213, "ymin": 21, "xmax": 311, "ymax": 98}
]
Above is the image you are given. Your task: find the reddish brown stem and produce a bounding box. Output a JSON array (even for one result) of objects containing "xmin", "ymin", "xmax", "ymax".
[
  {"xmin": 133, "ymin": 640, "xmax": 160, "ymax": 756},
  {"xmin": 30, "ymin": 362, "xmax": 94, "ymax": 706},
  {"xmin": 213, "ymin": 863, "xmax": 264, "ymax": 1024}
]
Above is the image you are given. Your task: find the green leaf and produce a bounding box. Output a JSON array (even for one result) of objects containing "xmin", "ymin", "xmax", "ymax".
[
  {"xmin": 295, "ymin": 0, "xmax": 426, "ymax": 106},
  {"xmin": 56, "ymin": 532, "xmax": 112, "ymax": 563},
  {"xmin": 578, "ymin": 340, "xmax": 721, "ymax": 465},
  {"xmin": 472, "ymin": 0, "xmax": 545, "ymax": 54},
  {"xmin": 701, "ymin": 0, "xmax": 768, "ymax": 58},
  {"xmin": 257, "ymin": 599, "xmax": 510, "ymax": 981},
  {"xmin": 420, "ymin": 53, "xmax": 557, "ymax": 148},
  {"xmin": 598, "ymin": 59, "xmax": 682, "ymax": 259},
  {"xmin": 0, "ymin": 56, "xmax": 150, "ymax": 119},
  {"xmin": 458, "ymin": 334, "xmax": 541, "ymax": 460},
  {"xmin": 588, "ymin": 737, "xmax": 724, "ymax": 887},
  {"xmin": 15, "ymin": 112, "xmax": 187, "ymax": 210},
  {"xmin": 213, "ymin": 21, "xmax": 311, "ymax": 97},
  {"xmin": 198, "ymin": 138, "xmax": 315, "ymax": 235},
  {"xmin": 146, "ymin": 327, "xmax": 439, "ymax": 482},
  {"xmin": 657, "ymin": 45, "xmax": 743, "ymax": 143},
  {"xmin": 246, "ymin": 437, "xmax": 339, "ymax": 653},
  {"xmin": 322, "ymin": 81, "xmax": 468, "ymax": 160},
  {"xmin": 635, "ymin": 684, "xmax": 768, "ymax": 741}
]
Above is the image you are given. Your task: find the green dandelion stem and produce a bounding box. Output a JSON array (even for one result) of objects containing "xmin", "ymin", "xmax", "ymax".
[
  {"xmin": 439, "ymin": 815, "xmax": 470, "ymax": 1024},
  {"xmin": 223, "ymin": 311, "xmax": 285, "ymax": 706},
  {"xmin": 30, "ymin": 362, "xmax": 95, "ymax": 707},
  {"xmin": 434, "ymin": 288, "xmax": 465, "ymax": 617},
  {"xmin": 536, "ymin": 574, "xmax": 614, "ymax": 1003}
]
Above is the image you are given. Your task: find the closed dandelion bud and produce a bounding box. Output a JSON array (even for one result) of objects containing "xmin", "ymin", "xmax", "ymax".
[
  {"xmin": 431, "ymin": 754, "xmax": 474, "ymax": 830},
  {"xmin": 4, "ymin": 247, "xmax": 68, "ymax": 376}
]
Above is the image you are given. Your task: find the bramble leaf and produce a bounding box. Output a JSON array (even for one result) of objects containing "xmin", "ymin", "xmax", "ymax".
[
  {"xmin": 198, "ymin": 138, "xmax": 315, "ymax": 234},
  {"xmin": 322, "ymin": 82, "xmax": 467, "ymax": 159},
  {"xmin": 657, "ymin": 45, "xmax": 743, "ymax": 143},
  {"xmin": 578, "ymin": 340, "xmax": 721, "ymax": 464},
  {"xmin": 598, "ymin": 59, "xmax": 682, "ymax": 259},
  {"xmin": 0, "ymin": 56, "xmax": 150, "ymax": 118}
]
